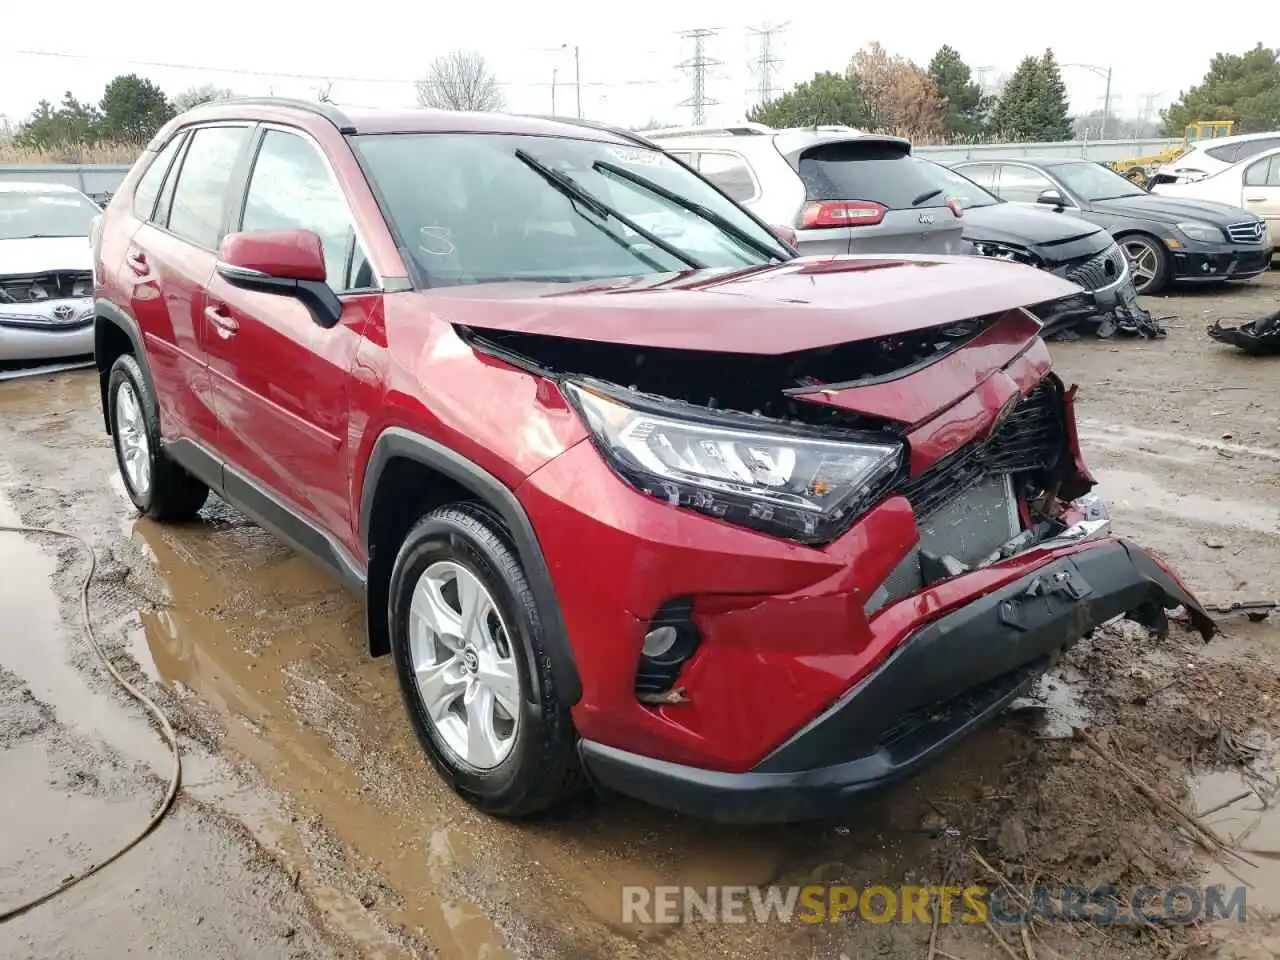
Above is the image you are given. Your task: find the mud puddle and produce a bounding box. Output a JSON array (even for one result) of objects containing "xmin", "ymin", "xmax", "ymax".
[{"xmin": 1192, "ymin": 749, "xmax": 1280, "ymax": 914}]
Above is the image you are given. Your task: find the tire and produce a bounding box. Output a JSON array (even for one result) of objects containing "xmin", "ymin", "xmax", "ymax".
[
  {"xmin": 1119, "ymin": 234, "xmax": 1170, "ymax": 296},
  {"xmin": 388, "ymin": 502, "xmax": 581, "ymax": 817},
  {"xmin": 108, "ymin": 354, "xmax": 209, "ymax": 521}
]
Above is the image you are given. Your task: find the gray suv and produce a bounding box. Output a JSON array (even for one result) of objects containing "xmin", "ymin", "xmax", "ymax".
[{"xmin": 644, "ymin": 124, "xmax": 970, "ymax": 256}]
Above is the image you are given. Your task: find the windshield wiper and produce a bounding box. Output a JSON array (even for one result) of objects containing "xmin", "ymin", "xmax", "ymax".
[
  {"xmin": 592, "ymin": 160, "xmax": 787, "ymax": 262},
  {"xmin": 911, "ymin": 188, "xmax": 944, "ymax": 206},
  {"xmin": 513, "ymin": 150, "xmax": 704, "ymax": 271}
]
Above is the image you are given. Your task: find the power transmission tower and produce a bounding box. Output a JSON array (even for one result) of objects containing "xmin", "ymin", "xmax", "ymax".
[
  {"xmin": 746, "ymin": 22, "xmax": 789, "ymax": 106},
  {"xmin": 677, "ymin": 28, "xmax": 721, "ymax": 124}
]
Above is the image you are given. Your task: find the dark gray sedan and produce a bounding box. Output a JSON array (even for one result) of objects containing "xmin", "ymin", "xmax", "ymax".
[{"xmin": 950, "ymin": 158, "xmax": 1272, "ymax": 295}]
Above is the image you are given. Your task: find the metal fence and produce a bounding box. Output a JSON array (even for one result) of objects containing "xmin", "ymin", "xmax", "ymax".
[
  {"xmin": 0, "ymin": 163, "xmax": 132, "ymax": 205},
  {"xmin": 912, "ymin": 137, "xmax": 1180, "ymax": 163},
  {"xmin": 0, "ymin": 136, "xmax": 1182, "ymax": 203}
]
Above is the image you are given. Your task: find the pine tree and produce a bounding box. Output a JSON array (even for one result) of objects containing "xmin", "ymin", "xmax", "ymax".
[
  {"xmin": 927, "ymin": 45, "xmax": 989, "ymax": 139},
  {"xmin": 992, "ymin": 50, "xmax": 1073, "ymax": 142},
  {"xmin": 1033, "ymin": 50, "xmax": 1074, "ymax": 141}
]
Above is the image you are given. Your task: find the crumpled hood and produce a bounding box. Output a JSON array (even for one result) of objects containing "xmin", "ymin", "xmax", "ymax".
[
  {"xmin": 0, "ymin": 236, "xmax": 93, "ymax": 276},
  {"xmin": 425, "ymin": 255, "xmax": 1081, "ymax": 354},
  {"xmin": 961, "ymin": 204, "xmax": 1105, "ymax": 251}
]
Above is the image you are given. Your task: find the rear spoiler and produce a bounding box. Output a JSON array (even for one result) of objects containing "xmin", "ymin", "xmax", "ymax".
[{"xmin": 774, "ymin": 133, "xmax": 912, "ymax": 174}]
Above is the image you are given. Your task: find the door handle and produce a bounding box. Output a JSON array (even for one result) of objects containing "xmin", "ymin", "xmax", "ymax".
[
  {"xmin": 204, "ymin": 305, "xmax": 239, "ymax": 339},
  {"xmin": 126, "ymin": 250, "xmax": 148, "ymax": 276},
  {"xmin": 1245, "ymin": 196, "xmax": 1266, "ymax": 202}
]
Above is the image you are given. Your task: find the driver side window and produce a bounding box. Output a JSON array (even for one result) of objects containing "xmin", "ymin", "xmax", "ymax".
[
  {"xmin": 1245, "ymin": 155, "xmax": 1280, "ymax": 188},
  {"xmin": 995, "ymin": 165, "xmax": 1057, "ymax": 203},
  {"xmin": 239, "ymin": 130, "xmax": 373, "ymax": 292}
]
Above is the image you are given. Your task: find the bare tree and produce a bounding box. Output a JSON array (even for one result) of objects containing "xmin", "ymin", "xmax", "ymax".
[
  {"xmin": 416, "ymin": 50, "xmax": 503, "ymax": 111},
  {"xmin": 315, "ymin": 81, "xmax": 335, "ymax": 103},
  {"xmin": 172, "ymin": 84, "xmax": 234, "ymax": 112}
]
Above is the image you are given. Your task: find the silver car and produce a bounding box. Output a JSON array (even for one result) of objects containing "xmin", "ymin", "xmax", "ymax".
[
  {"xmin": 643, "ymin": 124, "xmax": 969, "ymax": 256},
  {"xmin": 0, "ymin": 182, "xmax": 99, "ymax": 365}
]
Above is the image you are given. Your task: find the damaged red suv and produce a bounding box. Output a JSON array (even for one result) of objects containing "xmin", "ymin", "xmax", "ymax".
[{"xmin": 92, "ymin": 100, "xmax": 1214, "ymax": 822}]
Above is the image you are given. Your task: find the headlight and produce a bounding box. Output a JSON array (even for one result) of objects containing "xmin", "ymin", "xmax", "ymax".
[
  {"xmin": 1176, "ymin": 221, "xmax": 1224, "ymax": 242},
  {"xmin": 975, "ymin": 241, "xmax": 1039, "ymax": 267},
  {"xmin": 566, "ymin": 383, "xmax": 903, "ymax": 543}
]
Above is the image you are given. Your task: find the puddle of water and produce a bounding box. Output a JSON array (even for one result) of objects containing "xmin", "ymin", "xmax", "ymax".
[
  {"xmin": 130, "ymin": 515, "xmax": 508, "ymax": 960},
  {"xmin": 0, "ymin": 490, "xmax": 171, "ymax": 775},
  {"xmin": 1095, "ymin": 469, "xmax": 1280, "ymax": 532},
  {"xmin": 1010, "ymin": 668, "xmax": 1091, "ymax": 740},
  {"xmin": 1190, "ymin": 756, "xmax": 1280, "ymax": 914}
]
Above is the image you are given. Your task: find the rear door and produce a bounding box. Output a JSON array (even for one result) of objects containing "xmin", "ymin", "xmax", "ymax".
[
  {"xmin": 203, "ymin": 125, "xmax": 377, "ymax": 539},
  {"xmin": 784, "ymin": 139, "xmax": 967, "ymax": 255},
  {"xmin": 1242, "ymin": 153, "xmax": 1280, "ymax": 246},
  {"xmin": 123, "ymin": 123, "xmax": 254, "ymax": 446}
]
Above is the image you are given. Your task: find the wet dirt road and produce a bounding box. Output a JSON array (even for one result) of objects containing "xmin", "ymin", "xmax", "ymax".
[{"xmin": 2, "ymin": 272, "xmax": 1279, "ymax": 959}]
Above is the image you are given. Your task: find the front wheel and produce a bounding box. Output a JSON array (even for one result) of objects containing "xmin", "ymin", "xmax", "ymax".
[
  {"xmin": 1120, "ymin": 235, "xmax": 1170, "ymax": 295},
  {"xmin": 388, "ymin": 502, "xmax": 581, "ymax": 817}
]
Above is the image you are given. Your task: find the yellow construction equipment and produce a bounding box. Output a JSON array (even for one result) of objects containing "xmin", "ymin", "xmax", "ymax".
[{"xmin": 1110, "ymin": 121, "xmax": 1237, "ymax": 185}]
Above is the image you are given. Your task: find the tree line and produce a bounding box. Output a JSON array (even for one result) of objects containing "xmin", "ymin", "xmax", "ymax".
[{"xmin": 750, "ymin": 43, "xmax": 1280, "ymax": 143}]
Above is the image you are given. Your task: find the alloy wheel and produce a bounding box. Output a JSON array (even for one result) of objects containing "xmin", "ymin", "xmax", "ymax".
[
  {"xmin": 114, "ymin": 381, "xmax": 151, "ymax": 497},
  {"xmin": 1121, "ymin": 238, "xmax": 1161, "ymax": 294},
  {"xmin": 409, "ymin": 560, "xmax": 521, "ymax": 769}
]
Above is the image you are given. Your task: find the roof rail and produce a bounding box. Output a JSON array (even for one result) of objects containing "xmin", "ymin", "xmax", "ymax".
[
  {"xmin": 204, "ymin": 96, "xmax": 356, "ymax": 134},
  {"xmin": 641, "ymin": 122, "xmax": 776, "ymax": 140},
  {"xmin": 520, "ymin": 114, "xmax": 660, "ymax": 149}
]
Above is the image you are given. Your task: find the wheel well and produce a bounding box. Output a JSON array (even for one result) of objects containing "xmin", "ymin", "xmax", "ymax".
[
  {"xmin": 95, "ymin": 318, "xmax": 134, "ymax": 433},
  {"xmin": 364, "ymin": 456, "xmax": 475, "ymax": 657}
]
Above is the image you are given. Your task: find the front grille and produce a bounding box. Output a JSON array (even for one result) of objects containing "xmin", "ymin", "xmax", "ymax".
[
  {"xmin": 900, "ymin": 383, "xmax": 1064, "ymax": 521},
  {"xmin": 1227, "ymin": 220, "xmax": 1265, "ymax": 245},
  {"xmin": 1062, "ymin": 243, "xmax": 1125, "ymax": 291},
  {"xmin": 0, "ymin": 271, "xmax": 93, "ymax": 304}
]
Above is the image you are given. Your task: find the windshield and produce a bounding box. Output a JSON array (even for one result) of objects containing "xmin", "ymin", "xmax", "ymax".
[
  {"xmin": 354, "ymin": 133, "xmax": 792, "ymax": 287},
  {"xmin": 0, "ymin": 190, "xmax": 99, "ymax": 240},
  {"xmin": 1049, "ymin": 162, "xmax": 1147, "ymax": 202}
]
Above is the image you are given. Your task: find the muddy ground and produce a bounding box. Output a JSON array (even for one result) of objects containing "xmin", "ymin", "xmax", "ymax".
[{"xmin": 1, "ymin": 271, "xmax": 1278, "ymax": 960}]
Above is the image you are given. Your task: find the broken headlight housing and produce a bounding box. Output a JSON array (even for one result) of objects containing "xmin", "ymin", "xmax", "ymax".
[
  {"xmin": 566, "ymin": 382, "xmax": 903, "ymax": 544},
  {"xmin": 975, "ymin": 241, "xmax": 1040, "ymax": 267}
]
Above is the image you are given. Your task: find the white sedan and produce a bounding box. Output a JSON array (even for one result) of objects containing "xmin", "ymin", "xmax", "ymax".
[
  {"xmin": 0, "ymin": 182, "xmax": 100, "ymax": 365},
  {"xmin": 1152, "ymin": 146, "xmax": 1280, "ymax": 252}
]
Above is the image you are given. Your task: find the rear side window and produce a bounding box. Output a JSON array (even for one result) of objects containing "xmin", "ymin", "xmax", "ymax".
[
  {"xmin": 167, "ymin": 126, "xmax": 252, "ymax": 248},
  {"xmin": 697, "ymin": 152, "xmax": 757, "ymax": 202},
  {"xmin": 132, "ymin": 135, "xmax": 184, "ymax": 220},
  {"xmin": 993, "ymin": 165, "xmax": 1056, "ymax": 203},
  {"xmin": 794, "ymin": 142, "xmax": 955, "ymax": 209},
  {"xmin": 1244, "ymin": 155, "xmax": 1280, "ymax": 187},
  {"xmin": 1205, "ymin": 143, "xmax": 1240, "ymax": 162}
]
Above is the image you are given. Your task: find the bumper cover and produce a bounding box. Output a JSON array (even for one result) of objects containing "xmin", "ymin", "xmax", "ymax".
[
  {"xmin": 1170, "ymin": 243, "xmax": 1272, "ymax": 282},
  {"xmin": 580, "ymin": 538, "xmax": 1214, "ymax": 823}
]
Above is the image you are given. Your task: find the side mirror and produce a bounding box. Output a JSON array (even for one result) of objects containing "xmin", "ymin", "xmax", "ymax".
[
  {"xmin": 216, "ymin": 229, "xmax": 342, "ymax": 329},
  {"xmin": 769, "ymin": 223, "xmax": 799, "ymax": 252},
  {"xmin": 1036, "ymin": 188, "xmax": 1067, "ymax": 209}
]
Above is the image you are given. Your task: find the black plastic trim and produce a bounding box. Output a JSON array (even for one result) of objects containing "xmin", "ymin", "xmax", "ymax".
[
  {"xmin": 579, "ymin": 538, "xmax": 1214, "ymax": 823},
  {"xmin": 359, "ymin": 427, "xmax": 582, "ymax": 705},
  {"xmin": 212, "ymin": 97, "xmax": 356, "ymax": 134},
  {"xmin": 165, "ymin": 438, "xmax": 366, "ymax": 592},
  {"xmin": 93, "ymin": 299, "xmax": 155, "ymax": 433}
]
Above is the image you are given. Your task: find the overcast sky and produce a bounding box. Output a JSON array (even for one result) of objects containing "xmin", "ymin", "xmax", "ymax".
[{"xmin": 0, "ymin": 1, "xmax": 1264, "ymax": 134}]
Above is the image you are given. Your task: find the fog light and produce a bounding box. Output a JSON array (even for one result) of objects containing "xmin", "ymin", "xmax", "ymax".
[{"xmin": 641, "ymin": 625, "xmax": 678, "ymax": 659}]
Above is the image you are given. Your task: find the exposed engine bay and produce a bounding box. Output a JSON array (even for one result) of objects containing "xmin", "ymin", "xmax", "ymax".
[
  {"xmin": 0, "ymin": 271, "xmax": 93, "ymax": 304},
  {"xmin": 464, "ymin": 315, "xmax": 993, "ymax": 430}
]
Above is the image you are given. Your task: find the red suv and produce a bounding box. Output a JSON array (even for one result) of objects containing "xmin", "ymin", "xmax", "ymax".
[{"xmin": 92, "ymin": 99, "xmax": 1214, "ymax": 822}]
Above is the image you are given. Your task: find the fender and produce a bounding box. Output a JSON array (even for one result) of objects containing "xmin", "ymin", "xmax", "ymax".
[
  {"xmin": 360, "ymin": 427, "xmax": 583, "ymax": 706},
  {"xmin": 93, "ymin": 298, "xmax": 156, "ymax": 434}
]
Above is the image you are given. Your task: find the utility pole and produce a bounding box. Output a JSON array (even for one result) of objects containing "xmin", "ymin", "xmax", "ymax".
[
  {"xmin": 677, "ymin": 28, "xmax": 721, "ymax": 125},
  {"xmin": 746, "ymin": 22, "xmax": 789, "ymax": 107},
  {"xmin": 1101, "ymin": 65, "xmax": 1113, "ymax": 140},
  {"xmin": 551, "ymin": 68, "xmax": 558, "ymax": 115},
  {"xmin": 574, "ymin": 45, "xmax": 582, "ymax": 119}
]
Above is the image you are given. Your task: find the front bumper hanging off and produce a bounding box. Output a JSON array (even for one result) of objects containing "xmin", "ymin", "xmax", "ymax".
[{"xmin": 580, "ymin": 538, "xmax": 1214, "ymax": 824}]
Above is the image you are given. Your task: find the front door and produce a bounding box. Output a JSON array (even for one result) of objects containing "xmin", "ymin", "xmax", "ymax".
[
  {"xmin": 204, "ymin": 127, "xmax": 377, "ymax": 541},
  {"xmin": 1243, "ymin": 153, "xmax": 1280, "ymax": 247}
]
